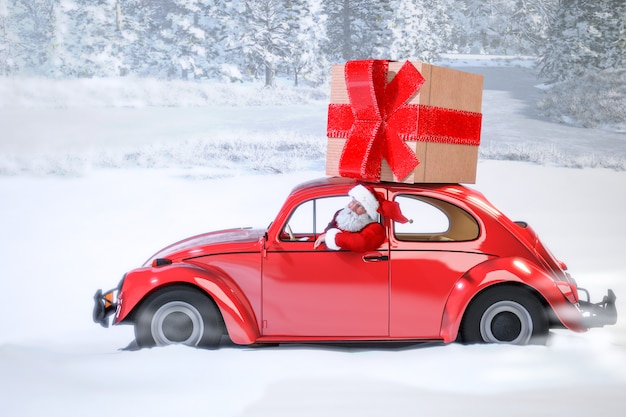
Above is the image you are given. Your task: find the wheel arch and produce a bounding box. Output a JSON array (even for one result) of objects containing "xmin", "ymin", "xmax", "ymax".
[
  {"xmin": 457, "ymin": 282, "xmax": 550, "ymax": 344},
  {"xmin": 118, "ymin": 264, "xmax": 261, "ymax": 345},
  {"xmin": 124, "ymin": 282, "xmax": 218, "ymax": 323},
  {"xmin": 440, "ymin": 257, "xmax": 584, "ymax": 343}
]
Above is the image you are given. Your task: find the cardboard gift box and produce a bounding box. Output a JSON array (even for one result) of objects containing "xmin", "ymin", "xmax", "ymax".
[{"xmin": 326, "ymin": 60, "xmax": 483, "ymax": 183}]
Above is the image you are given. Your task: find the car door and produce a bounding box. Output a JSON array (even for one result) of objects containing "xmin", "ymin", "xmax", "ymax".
[
  {"xmin": 262, "ymin": 195, "xmax": 390, "ymax": 338},
  {"xmin": 388, "ymin": 193, "xmax": 490, "ymax": 339}
]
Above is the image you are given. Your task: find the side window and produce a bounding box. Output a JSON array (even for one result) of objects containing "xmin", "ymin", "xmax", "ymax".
[
  {"xmin": 281, "ymin": 196, "xmax": 351, "ymax": 241},
  {"xmin": 394, "ymin": 195, "xmax": 479, "ymax": 242},
  {"xmin": 286, "ymin": 200, "xmax": 314, "ymax": 235}
]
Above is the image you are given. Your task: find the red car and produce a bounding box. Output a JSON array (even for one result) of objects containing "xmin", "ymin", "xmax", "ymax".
[{"xmin": 94, "ymin": 177, "xmax": 616, "ymax": 348}]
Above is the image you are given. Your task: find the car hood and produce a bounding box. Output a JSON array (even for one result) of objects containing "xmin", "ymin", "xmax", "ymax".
[{"xmin": 143, "ymin": 228, "xmax": 265, "ymax": 266}]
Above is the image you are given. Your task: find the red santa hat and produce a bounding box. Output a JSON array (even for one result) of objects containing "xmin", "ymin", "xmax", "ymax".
[
  {"xmin": 349, "ymin": 184, "xmax": 410, "ymax": 224},
  {"xmin": 379, "ymin": 199, "xmax": 410, "ymax": 224}
]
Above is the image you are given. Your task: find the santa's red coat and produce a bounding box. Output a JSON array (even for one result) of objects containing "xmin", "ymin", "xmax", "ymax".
[{"xmin": 324, "ymin": 211, "xmax": 386, "ymax": 252}]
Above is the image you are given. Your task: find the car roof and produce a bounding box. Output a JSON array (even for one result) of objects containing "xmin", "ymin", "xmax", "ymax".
[
  {"xmin": 288, "ymin": 176, "xmax": 504, "ymax": 222},
  {"xmin": 291, "ymin": 176, "xmax": 485, "ymax": 201}
]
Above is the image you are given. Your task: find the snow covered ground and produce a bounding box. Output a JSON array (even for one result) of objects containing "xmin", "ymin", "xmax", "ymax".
[{"xmin": 1, "ymin": 61, "xmax": 625, "ymax": 416}]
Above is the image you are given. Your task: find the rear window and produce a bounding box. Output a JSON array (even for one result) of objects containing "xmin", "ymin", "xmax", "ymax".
[{"xmin": 394, "ymin": 195, "xmax": 479, "ymax": 242}]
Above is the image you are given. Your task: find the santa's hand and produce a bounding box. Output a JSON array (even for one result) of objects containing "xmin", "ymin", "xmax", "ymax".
[{"xmin": 314, "ymin": 233, "xmax": 326, "ymax": 249}]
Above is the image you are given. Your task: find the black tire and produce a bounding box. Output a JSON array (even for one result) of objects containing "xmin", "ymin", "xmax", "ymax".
[
  {"xmin": 460, "ymin": 286, "xmax": 549, "ymax": 345},
  {"xmin": 134, "ymin": 286, "xmax": 224, "ymax": 349}
]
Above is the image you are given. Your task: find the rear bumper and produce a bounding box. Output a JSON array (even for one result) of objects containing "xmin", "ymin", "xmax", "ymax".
[
  {"xmin": 578, "ymin": 288, "xmax": 617, "ymax": 328},
  {"xmin": 93, "ymin": 288, "xmax": 118, "ymax": 328}
]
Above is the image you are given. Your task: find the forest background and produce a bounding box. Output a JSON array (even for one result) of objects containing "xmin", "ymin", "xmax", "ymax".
[{"xmin": 1, "ymin": 0, "xmax": 624, "ymax": 86}]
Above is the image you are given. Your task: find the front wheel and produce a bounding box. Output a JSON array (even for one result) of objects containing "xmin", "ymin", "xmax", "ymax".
[
  {"xmin": 460, "ymin": 286, "xmax": 549, "ymax": 345},
  {"xmin": 134, "ymin": 287, "xmax": 224, "ymax": 349}
]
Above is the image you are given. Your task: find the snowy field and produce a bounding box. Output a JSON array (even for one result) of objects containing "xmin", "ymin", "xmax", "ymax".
[{"xmin": 1, "ymin": 60, "xmax": 626, "ymax": 416}]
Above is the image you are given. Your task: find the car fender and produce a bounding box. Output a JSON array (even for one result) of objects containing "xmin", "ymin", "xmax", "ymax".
[
  {"xmin": 439, "ymin": 256, "xmax": 585, "ymax": 342},
  {"xmin": 116, "ymin": 263, "xmax": 260, "ymax": 345}
]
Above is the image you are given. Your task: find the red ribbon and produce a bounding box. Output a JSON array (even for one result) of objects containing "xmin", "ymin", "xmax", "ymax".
[{"xmin": 327, "ymin": 59, "xmax": 482, "ymax": 182}]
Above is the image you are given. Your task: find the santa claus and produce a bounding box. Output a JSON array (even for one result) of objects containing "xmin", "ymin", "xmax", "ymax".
[{"xmin": 314, "ymin": 184, "xmax": 407, "ymax": 253}]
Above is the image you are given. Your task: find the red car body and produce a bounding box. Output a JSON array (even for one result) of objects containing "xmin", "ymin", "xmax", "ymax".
[{"xmin": 94, "ymin": 177, "xmax": 616, "ymax": 347}]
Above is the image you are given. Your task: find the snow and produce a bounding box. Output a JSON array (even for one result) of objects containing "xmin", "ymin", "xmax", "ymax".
[{"xmin": 1, "ymin": 61, "xmax": 626, "ymax": 416}]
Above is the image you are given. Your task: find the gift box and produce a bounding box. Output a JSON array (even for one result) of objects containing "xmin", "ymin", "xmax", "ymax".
[{"xmin": 326, "ymin": 60, "xmax": 483, "ymax": 183}]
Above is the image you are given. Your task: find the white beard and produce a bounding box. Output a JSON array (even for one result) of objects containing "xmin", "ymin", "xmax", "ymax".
[{"xmin": 335, "ymin": 207, "xmax": 374, "ymax": 232}]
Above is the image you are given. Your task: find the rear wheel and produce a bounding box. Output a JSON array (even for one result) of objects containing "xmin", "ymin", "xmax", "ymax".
[
  {"xmin": 460, "ymin": 286, "xmax": 548, "ymax": 345},
  {"xmin": 134, "ymin": 287, "xmax": 224, "ymax": 348}
]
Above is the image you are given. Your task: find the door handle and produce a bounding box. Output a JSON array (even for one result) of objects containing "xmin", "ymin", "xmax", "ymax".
[{"xmin": 362, "ymin": 254, "xmax": 389, "ymax": 262}]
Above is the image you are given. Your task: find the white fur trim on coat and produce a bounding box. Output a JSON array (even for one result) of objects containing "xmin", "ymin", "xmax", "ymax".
[
  {"xmin": 349, "ymin": 185, "xmax": 379, "ymax": 219},
  {"xmin": 325, "ymin": 228, "xmax": 341, "ymax": 250}
]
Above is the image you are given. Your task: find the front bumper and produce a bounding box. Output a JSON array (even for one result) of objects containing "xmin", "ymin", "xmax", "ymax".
[
  {"xmin": 578, "ymin": 288, "xmax": 617, "ymax": 328},
  {"xmin": 93, "ymin": 288, "xmax": 118, "ymax": 328}
]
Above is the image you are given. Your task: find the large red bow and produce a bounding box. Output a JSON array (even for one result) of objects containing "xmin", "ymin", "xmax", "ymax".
[{"xmin": 327, "ymin": 60, "xmax": 425, "ymax": 181}]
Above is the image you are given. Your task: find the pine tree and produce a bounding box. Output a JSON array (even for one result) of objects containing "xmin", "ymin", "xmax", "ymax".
[
  {"xmin": 117, "ymin": 0, "xmax": 229, "ymax": 79},
  {"xmin": 235, "ymin": 0, "xmax": 291, "ymax": 87},
  {"xmin": 280, "ymin": 0, "xmax": 327, "ymax": 86},
  {"xmin": 323, "ymin": 0, "xmax": 350, "ymax": 61},
  {"xmin": 615, "ymin": 11, "xmax": 626, "ymax": 68},
  {"xmin": 5, "ymin": 0, "xmax": 58, "ymax": 76},
  {"xmin": 322, "ymin": 0, "xmax": 393, "ymax": 62},
  {"xmin": 202, "ymin": 0, "xmax": 234, "ymax": 79},
  {"xmin": 157, "ymin": 0, "xmax": 217, "ymax": 79},
  {"xmin": 509, "ymin": 0, "xmax": 556, "ymax": 54},
  {"xmin": 354, "ymin": 1, "xmax": 393, "ymax": 59},
  {"xmin": 59, "ymin": 0, "xmax": 126, "ymax": 77},
  {"xmin": 540, "ymin": 0, "xmax": 626, "ymax": 82},
  {"xmin": 389, "ymin": 0, "xmax": 455, "ymax": 62},
  {"xmin": 0, "ymin": 0, "xmax": 16, "ymax": 75},
  {"xmin": 456, "ymin": 0, "xmax": 556, "ymax": 55},
  {"xmin": 116, "ymin": 0, "xmax": 161, "ymax": 77}
]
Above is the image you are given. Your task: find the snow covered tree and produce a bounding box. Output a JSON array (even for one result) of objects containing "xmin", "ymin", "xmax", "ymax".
[
  {"xmin": 539, "ymin": 0, "xmax": 626, "ymax": 82},
  {"xmin": 615, "ymin": 13, "xmax": 626, "ymax": 68},
  {"xmin": 117, "ymin": 0, "xmax": 232, "ymax": 79},
  {"xmin": 233, "ymin": 0, "xmax": 291, "ymax": 86},
  {"xmin": 279, "ymin": 0, "xmax": 328, "ymax": 86},
  {"xmin": 322, "ymin": 0, "xmax": 393, "ymax": 62},
  {"xmin": 0, "ymin": 0, "xmax": 16, "ymax": 75},
  {"xmin": 115, "ymin": 0, "xmax": 161, "ymax": 77},
  {"xmin": 201, "ymin": 0, "xmax": 236, "ymax": 79},
  {"xmin": 11, "ymin": 0, "xmax": 618, "ymax": 82},
  {"xmin": 510, "ymin": 0, "xmax": 557, "ymax": 54},
  {"xmin": 454, "ymin": 0, "xmax": 507, "ymax": 53},
  {"xmin": 455, "ymin": 0, "xmax": 556, "ymax": 55},
  {"xmin": 356, "ymin": 1, "xmax": 393, "ymax": 59},
  {"xmin": 157, "ymin": 0, "xmax": 216, "ymax": 79},
  {"xmin": 323, "ymin": 0, "xmax": 350, "ymax": 61},
  {"xmin": 58, "ymin": 0, "xmax": 126, "ymax": 77},
  {"xmin": 389, "ymin": 0, "xmax": 455, "ymax": 62},
  {"xmin": 120, "ymin": 1, "xmax": 196, "ymax": 79},
  {"xmin": 3, "ymin": 0, "xmax": 58, "ymax": 76}
]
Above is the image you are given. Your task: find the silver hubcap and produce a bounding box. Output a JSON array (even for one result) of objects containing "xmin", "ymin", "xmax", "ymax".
[
  {"xmin": 151, "ymin": 301, "xmax": 204, "ymax": 346},
  {"xmin": 480, "ymin": 300, "xmax": 533, "ymax": 344}
]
